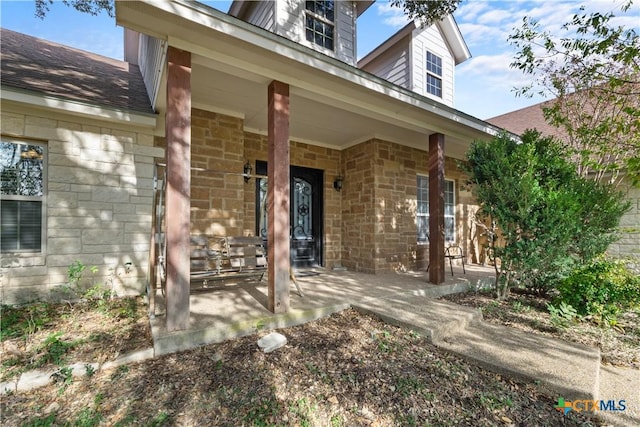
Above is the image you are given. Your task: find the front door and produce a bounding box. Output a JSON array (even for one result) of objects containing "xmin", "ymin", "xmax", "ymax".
[{"xmin": 256, "ymin": 162, "xmax": 323, "ymax": 268}]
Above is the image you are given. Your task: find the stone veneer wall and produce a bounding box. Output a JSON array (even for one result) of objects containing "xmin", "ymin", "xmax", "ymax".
[
  {"xmin": 156, "ymin": 109, "xmax": 343, "ymax": 268},
  {"xmin": 1, "ymin": 107, "xmax": 160, "ymax": 304},
  {"xmin": 155, "ymin": 108, "xmax": 482, "ymax": 275},
  {"xmin": 155, "ymin": 109, "xmax": 246, "ymax": 237},
  {"xmin": 243, "ymin": 132, "xmax": 343, "ymax": 268},
  {"xmin": 608, "ymin": 179, "xmax": 640, "ymax": 271},
  {"xmin": 342, "ymin": 138, "xmax": 479, "ymax": 273},
  {"xmin": 342, "ymin": 141, "xmax": 377, "ymax": 272}
]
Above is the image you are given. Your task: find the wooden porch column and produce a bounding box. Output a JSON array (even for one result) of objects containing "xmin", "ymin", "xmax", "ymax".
[
  {"xmin": 428, "ymin": 133, "xmax": 445, "ymax": 284},
  {"xmin": 165, "ymin": 47, "xmax": 191, "ymax": 331},
  {"xmin": 267, "ymin": 81, "xmax": 291, "ymax": 313}
]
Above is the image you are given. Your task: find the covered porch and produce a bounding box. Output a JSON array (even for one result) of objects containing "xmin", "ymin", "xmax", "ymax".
[
  {"xmin": 149, "ymin": 265, "xmax": 495, "ymax": 355},
  {"xmin": 116, "ymin": 1, "xmax": 501, "ymax": 331}
]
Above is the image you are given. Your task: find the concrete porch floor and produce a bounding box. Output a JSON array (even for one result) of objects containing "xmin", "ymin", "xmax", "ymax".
[{"xmin": 150, "ymin": 264, "xmax": 495, "ymax": 355}]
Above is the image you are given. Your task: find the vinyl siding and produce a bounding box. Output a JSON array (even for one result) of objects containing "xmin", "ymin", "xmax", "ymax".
[
  {"xmin": 411, "ymin": 25, "xmax": 455, "ymax": 107},
  {"xmin": 275, "ymin": 0, "xmax": 357, "ymax": 66},
  {"xmin": 138, "ymin": 34, "xmax": 166, "ymax": 108},
  {"xmin": 359, "ymin": 40, "xmax": 411, "ymax": 89},
  {"xmin": 242, "ymin": 0, "xmax": 276, "ymax": 32}
]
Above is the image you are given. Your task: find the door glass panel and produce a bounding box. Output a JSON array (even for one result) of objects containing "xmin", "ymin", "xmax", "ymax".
[{"xmin": 292, "ymin": 177, "xmax": 312, "ymax": 239}]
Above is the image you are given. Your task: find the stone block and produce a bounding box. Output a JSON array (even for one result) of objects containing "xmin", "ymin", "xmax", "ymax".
[
  {"xmin": 133, "ymin": 144, "xmax": 164, "ymax": 157},
  {"xmin": 82, "ymin": 229, "xmax": 123, "ymax": 245},
  {"xmin": 48, "ymin": 216, "xmax": 101, "ymax": 229},
  {"xmin": 48, "ymin": 191, "xmax": 79, "ymax": 208},
  {"xmin": 1, "ymin": 112, "xmax": 25, "ymax": 134},
  {"xmin": 48, "ymin": 238, "xmax": 82, "ymax": 254},
  {"xmin": 46, "ymin": 254, "xmax": 103, "ymax": 268},
  {"xmin": 91, "ymin": 187, "xmax": 131, "ymax": 203}
]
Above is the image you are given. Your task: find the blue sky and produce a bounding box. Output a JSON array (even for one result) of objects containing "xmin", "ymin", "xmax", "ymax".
[{"xmin": 1, "ymin": 0, "xmax": 638, "ymax": 119}]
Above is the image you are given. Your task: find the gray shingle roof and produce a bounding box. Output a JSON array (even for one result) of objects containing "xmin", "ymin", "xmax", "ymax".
[{"xmin": 1, "ymin": 28, "xmax": 154, "ymax": 115}]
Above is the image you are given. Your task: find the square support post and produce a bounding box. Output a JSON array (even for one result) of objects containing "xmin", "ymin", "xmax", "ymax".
[
  {"xmin": 165, "ymin": 47, "xmax": 191, "ymax": 331},
  {"xmin": 428, "ymin": 133, "xmax": 445, "ymax": 284},
  {"xmin": 267, "ymin": 80, "xmax": 290, "ymax": 313}
]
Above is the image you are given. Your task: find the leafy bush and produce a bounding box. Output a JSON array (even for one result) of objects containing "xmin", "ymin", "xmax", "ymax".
[
  {"xmin": 463, "ymin": 130, "xmax": 629, "ymax": 298},
  {"xmin": 547, "ymin": 302, "xmax": 579, "ymax": 329},
  {"xmin": 556, "ymin": 258, "xmax": 640, "ymax": 324}
]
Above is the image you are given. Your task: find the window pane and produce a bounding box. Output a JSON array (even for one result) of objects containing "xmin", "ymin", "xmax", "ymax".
[
  {"xmin": 445, "ymin": 216, "xmax": 455, "ymax": 242},
  {"xmin": 306, "ymin": 0, "xmax": 334, "ymax": 22},
  {"xmin": 19, "ymin": 201, "xmax": 42, "ymax": 250},
  {"xmin": 1, "ymin": 142, "xmax": 44, "ymax": 196},
  {"xmin": 426, "ymin": 51, "xmax": 442, "ymax": 76},
  {"xmin": 0, "ymin": 200, "xmax": 19, "ymax": 251},
  {"xmin": 426, "ymin": 74, "xmax": 442, "ymax": 97},
  {"xmin": 417, "ymin": 177, "xmax": 455, "ymax": 243},
  {"xmin": 305, "ymin": 1, "xmax": 334, "ymax": 50},
  {"xmin": 1, "ymin": 140, "xmax": 45, "ymax": 253},
  {"xmin": 1, "ymin": 200, "xmax": 42, "ymax": 252}
]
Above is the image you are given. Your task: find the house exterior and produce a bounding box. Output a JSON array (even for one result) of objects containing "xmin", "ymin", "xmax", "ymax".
[
  {"xmin": 488, "ymin": 102, "xmax": 640, "ymax": 267},
  {"xmin": 1, "ymin": 0, "xmax": 502, "ymax": 330},
  {"xmin": 358, "ymin": 15, "xmax": 470, "ymax": 108},
  {"xmin": 1, "ymin": 28, "xmax": 161, "ymax": 304},
  {"xmin": 228, "ymin": 0, "xmax": 373, "ymax": 66}
]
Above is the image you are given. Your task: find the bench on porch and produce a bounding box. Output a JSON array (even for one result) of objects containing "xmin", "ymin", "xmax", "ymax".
[{"xmin": 190, "ymin": 235, "xmax": 268, "ymax": 287}]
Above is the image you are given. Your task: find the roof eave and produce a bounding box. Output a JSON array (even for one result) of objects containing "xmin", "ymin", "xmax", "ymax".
[{"xmin": 1, "ymin": 85, "xmax": 158, "ymax": 128}]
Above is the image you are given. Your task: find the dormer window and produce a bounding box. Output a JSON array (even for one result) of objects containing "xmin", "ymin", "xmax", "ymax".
[
  {"xmin": 305, "ymin": 1, "xmax": 334, "ymax": 50},
  {"xmin": 426, "ymin": 51, "xmax": 442, "ymax": 98}
]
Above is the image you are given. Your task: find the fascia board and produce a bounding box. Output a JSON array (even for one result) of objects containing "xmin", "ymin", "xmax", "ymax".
[{"xmin": 437, "ymin": 15, "xmax": 471, "ymax": 65}]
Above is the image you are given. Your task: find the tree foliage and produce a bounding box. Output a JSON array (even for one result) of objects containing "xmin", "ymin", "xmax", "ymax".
[
  {"xmin": 509, "ymin": 0, "xmax": 640, "ymax": 187},
  {"xmin": 464, "ymin": 131, "xmax": 629, "ymax": 299},
  {"xmin": 390, "ymin": 0, "xmax": 463, "ymax": 25},
  {"xmin": 34, "ymin": 0, "xmax": 113, "ymax": 19}
]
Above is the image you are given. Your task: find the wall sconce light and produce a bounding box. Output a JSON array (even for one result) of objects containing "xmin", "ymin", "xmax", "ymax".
[
  {"xmin": 243, "ymin": 161, "xmax": 252, "ymax": 183},
  {"xmin": 333, "ymin": 175, "xmax": 343, "ymax": 192}
]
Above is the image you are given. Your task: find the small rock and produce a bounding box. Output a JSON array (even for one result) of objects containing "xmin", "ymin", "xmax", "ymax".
[
  {"xmin": 257, "ymin": 332, "xmax": 287, "ymax": 353},
  {"xmin": 328, "ymin": 396, "xmax": 339, "ymax": 405},
  {"xmin": 44, "ymin": 402, "xmax": 60, "ymax": 414}
]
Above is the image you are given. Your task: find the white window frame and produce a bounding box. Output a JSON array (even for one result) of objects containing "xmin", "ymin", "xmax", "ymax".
[
  {"xmin": 304, "ymin": 0, "xmax": 335, "ymax": 51},
  {"xmin": 416, "ymin": 175, "xmax": 455, "ymax": 244},
  {"xmin": 0, "ymin": 137, "xmax": 47, "ymax": 254},
  {"xmin": 425, "ymin": 50, "xmax": 443, "ymax": 98}
]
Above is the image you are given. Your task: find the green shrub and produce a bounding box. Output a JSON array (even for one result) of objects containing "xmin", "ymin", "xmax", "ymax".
[
  {"xmin": 556, "ymin": 258, "xmax": 640, "ymax": 324},
  {"xmin": 547, "ymin": 302, "xmax": 579, "ymax": 329}
]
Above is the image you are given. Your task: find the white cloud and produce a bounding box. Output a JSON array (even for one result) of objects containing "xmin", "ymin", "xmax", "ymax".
[
  {"xmin": 375, "ymin": 2, "xmax": 410, "ymax": 29},
  {"xmin": 477, "ymin": 9, "xmax": 513, "ymax": 25},
  {"xmin": 457, "ymin": 22, "xmax": 509, "ymax": 48},
  {"xmin": 455, "ymin": 1, "xmax": 491, "ymax": 22}
]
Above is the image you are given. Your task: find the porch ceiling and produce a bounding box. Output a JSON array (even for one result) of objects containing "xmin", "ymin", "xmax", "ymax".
[
  {"xmin": 117, "ymin": 0, "xmax": 503, "ymax": 160},
  {"xmin": 191, "ymin": 58, "xmax": 472, "ymax": 158}
]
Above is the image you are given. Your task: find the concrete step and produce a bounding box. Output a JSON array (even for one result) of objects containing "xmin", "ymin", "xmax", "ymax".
[
  {"xmin": 353, "ymin": 294, "xmax": 483, "ymax": 344},
  {"xmin": 438, "ymin": 322, "xmax": 601, "ymax": 401},
  {"xmin": 152, "ymin": 303, "xmax": 350, "ymax": 356}
]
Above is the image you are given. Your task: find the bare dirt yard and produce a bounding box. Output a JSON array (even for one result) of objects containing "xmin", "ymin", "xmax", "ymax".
[{"xmin": 1, "ymin": 294, "xmax": 621, "ymax": 426}]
